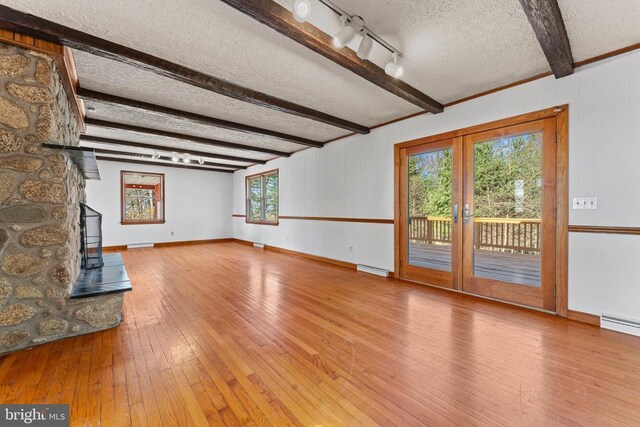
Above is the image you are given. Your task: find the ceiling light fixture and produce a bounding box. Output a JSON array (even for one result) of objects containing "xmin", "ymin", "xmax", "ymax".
[
  {"xmin": 332, "ymin": 15, "xmax": 356, "ymax": 49},
  {"xmin": 183, "ymin": 154, "xmax": 191, "ymax": 164},
  {"xmin": 292, "ymin": 0, "xmax": 311, "ymax": 23},
  {"xmin": 171, "ymin": 152, "xmax": 179, "ymax": 162},
  {"xmin": 151, "ymin": 151, "xmax": 160, "ymax": 159},
  {"xmin": 198, "ymin": 157, "xmax": 205, "ymax": 165},
  {"xmin": 357, "ymin": 32, "xmax": 373, "ymax": 60},
  {"xmin": 385, "ymin": 52, "xmax": 404, "ymax": 78},
  {"xmin": 293, "ymin": 1, "xmax": 405, "ymax": 77}
]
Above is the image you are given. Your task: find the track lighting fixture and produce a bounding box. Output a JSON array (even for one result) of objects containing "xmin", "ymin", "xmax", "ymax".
[
  {"xmin": 332, "ymin": 15, "xmax": 356, "ymax": 49},
  {"xmin": 357, "ymin": 33, "xmax": 373, "ymax": 60},
  {"xmin": 198, "ymin": 157, "xmax": 205, "ymax": 165},
  {"xmin": 292, "ymin": 0, "xmax": 311, "ymax": 23},
  {"xmin": 151, "ymin": 151, "xmax": 160, "ymax": 159},
  {"xmin": 289, "ymin": 0, "xmax": 405, "ymax": 78},
  {"xmin": 183, "ymin": 154, "xmax": 191, "ymax": 164},
  {"xmin": 385, "ymin": 52, "xmax": 403, "ymax": 78},
  {"xmin": 171, "ymin": 152, "xmax": 179, "ymax": 162}
]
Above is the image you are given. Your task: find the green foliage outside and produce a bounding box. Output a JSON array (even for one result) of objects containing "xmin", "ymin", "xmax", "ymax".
[
  {"xmin": 409, "ymin": 134, "xmax": 542, "ymax": 219},
  {"xmin": 125, "ymin": 189, "xmax": 157, "ymax": 220}
]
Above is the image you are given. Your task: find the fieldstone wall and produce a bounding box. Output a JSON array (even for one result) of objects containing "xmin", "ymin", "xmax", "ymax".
[{"xmin": 0, "ymin": 42, "xmax": 124, "ymax": 354}]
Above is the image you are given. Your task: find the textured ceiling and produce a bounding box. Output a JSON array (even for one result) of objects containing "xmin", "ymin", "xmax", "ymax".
[
  {"xmin": 84, "ymin": 98, "xmax": 306, "ymax": 154},
  {"xmin": 83, "ymin": 126, "xmax": 274, "ymax": 163},
  {"xmin": 72, "ymin": 51, "xmax": 348, "ymax": 143},
  {"xmin": 558, "ymin": 0, "xmax": 640, "ymax": 62},
  {"xmin": 2, "ymin": 0, "xmax": 639, "ymax": 167}
]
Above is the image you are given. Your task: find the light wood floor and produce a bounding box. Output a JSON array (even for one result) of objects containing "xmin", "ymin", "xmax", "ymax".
[{"xmin": 2, "ymin": 242, "xmax": 640, "ymax": 426}]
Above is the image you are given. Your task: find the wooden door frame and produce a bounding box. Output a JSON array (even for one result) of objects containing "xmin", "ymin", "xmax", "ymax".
[{"xmin": 394, "ymin": 105, "xmax": 569, "ymax": 316}]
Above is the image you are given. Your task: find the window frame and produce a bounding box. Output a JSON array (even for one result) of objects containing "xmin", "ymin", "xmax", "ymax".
[
  {"xmin": 245, "ymin": 169, "xmax": 279, "ymax": 226},
  {"xmin": 120, "ymin": 170, "xmax": 166, "ymax": 225}
]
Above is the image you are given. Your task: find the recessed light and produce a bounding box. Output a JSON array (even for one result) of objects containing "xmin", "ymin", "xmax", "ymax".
[{"xmin": 293, "ymin": 0, "xmax": 311, "ymax": 23}]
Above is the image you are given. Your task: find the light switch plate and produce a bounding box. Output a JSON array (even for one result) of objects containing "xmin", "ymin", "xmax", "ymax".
[
  {"xmin": 573, "ymin": 197, "xmax": 584, "ymax": 209},
  {"xmin": 586, "ymin": 197, "xmax": 598, "ymax": 209}
]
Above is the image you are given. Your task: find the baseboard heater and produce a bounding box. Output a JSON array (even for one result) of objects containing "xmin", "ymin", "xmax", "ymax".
[
  {"xmin": 253, "ymin": 242, "xmax": 266, "ymax": 249},
  {"xmin": 127, "ymin": 242, "xmax": 154, "ymax": 249},
  {"xmin": 357, "ymin": 264, "xmax": 390, "ymax": 277},
  {"xmin": 601, "ymin": 313, "xmax": 640, "ymax": 337}
]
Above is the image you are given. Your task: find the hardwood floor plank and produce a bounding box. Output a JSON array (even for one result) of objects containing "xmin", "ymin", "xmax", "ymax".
[{"xmin": 1, "ymin": 242, "xmax": 639, "ymax": 425}]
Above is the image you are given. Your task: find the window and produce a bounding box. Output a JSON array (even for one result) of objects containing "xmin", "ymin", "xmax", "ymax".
[
  {"xmin": 246, "ymin": 169, "xmax": 278, "ymax": 225},
  {"xmin": 121, "ymin": 171, "xmax": 165, "ymax": 225}
]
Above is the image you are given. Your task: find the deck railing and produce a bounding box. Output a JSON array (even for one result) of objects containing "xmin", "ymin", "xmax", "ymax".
[{"xmin": 409, "ymin": 216, "xmax": 541, "ymax": 254}]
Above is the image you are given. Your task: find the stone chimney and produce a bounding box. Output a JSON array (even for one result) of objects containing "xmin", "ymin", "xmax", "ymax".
[{"xmin": 0, "ymin": 38, "xmax": 124, "ymax": 354}]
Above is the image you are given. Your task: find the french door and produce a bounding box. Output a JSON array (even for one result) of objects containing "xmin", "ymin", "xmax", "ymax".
[{"xmin": 397, "ymin": 117, "xmax": 558, "ymax": 312}]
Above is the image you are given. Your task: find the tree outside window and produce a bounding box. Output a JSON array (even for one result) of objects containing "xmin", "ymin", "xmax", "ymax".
[
  {"xmin": 246, "ymin": 170, "xmax": 278, "ymax": 225},
  {"xmin": 121, "ymin": 171, "xmax": 165, "ymax": 224}
]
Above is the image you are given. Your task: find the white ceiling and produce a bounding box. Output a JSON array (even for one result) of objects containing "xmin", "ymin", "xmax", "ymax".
[{"xmin": 2, "ymin": 0, "xmax": 639, "ymax": 168}]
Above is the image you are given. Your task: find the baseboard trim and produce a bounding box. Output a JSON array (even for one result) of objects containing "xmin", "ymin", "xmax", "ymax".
[
  {"xmin": 154, "ymin": 238, "xmax": 233, "ymax": 248},
  {"xmin": 568, "ymin": 309, "xmax": 601, "ymax": 326},
  {"xmin": 103, "ymin": 238, "xmax": 233, "ymax": 251},
  {"xmin": 232, "ymin": 239, "xmax": 358, "ymax": 270},
  {"xmin": 103, "ymin": 245, "xmax": 128, "ymax": 252}
]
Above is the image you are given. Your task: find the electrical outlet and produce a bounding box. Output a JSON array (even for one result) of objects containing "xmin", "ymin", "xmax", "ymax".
[
  {"xmin": 573, "ymin": 198, "xmax": 584, "ymax": 210},
  {"xmin": 573, "ymin": 197, "xmax": 598, "ymax": 210}
]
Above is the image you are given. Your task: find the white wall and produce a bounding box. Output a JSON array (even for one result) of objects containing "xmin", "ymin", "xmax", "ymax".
[
  {"xmin": 87, "ymin": 160, "xmax": 232, "ymax": 246},
  {"xmin": 233, "ymin": 50, "xmax": 640, "ymax": 320}
]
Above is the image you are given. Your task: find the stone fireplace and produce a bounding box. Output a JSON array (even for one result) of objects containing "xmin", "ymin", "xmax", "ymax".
[{"xmin": 0, "ymin": 39, "xmax": 125, "ymax": 354}]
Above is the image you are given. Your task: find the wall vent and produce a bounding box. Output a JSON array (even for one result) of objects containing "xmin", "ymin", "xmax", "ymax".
[
  {"xmin": 357, "ymin": 264, "xmax": 390, "ymax": 277},
  {"xmin": 601, "ymin": 313, "xmax": 640, "ymax": 337},
  {"xmin": 127, "ymin": 243, "xmax": 154, "ymax": 249},
  {"xmin": 253, "ymin": 242, "xmax": 266, "ymax": 249}
]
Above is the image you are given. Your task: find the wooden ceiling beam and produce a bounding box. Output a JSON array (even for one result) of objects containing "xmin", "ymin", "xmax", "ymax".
[
  {"xmin": 0, "ymin": 5, "xmax": 370, "ymax": 134},
  {"xmin": 219, "ymin": 0, "xmax": 444, "ymax": 114},
  {"xmin": 95, "ymin": 155, "xmax": 235, "ymax": 173},
  {"xmin": 84, "ymin": 118, "xmax": 289, "ymax": 157},
  {"xmin": 80, "ymin": 135, "xmax": 264, "ymax": 165},
  {"xmin": 518, "ymin": 0, "xmax": 574, "ymax": 78},
  {"xmin": 77, "ymin": 87, "xmax": 324, "ymax": 148}
]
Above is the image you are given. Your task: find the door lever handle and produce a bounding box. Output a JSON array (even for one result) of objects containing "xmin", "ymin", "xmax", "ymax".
[
  {"xmin": 453, "ymin": 204, "xmax": 458, "ymax": 224},
  {"xmin": 464, "ymin": 203, "xmax": 474, "ymax": 224}
]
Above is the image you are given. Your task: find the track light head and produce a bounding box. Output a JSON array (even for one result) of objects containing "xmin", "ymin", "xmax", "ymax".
[
  {"xmin": 198, "ymin": 157, "xmax": 205, "ymax": 165},
  {"xmin": 357, "ymin": 33, "xmax": 373, "ymax": 60},
  {"xmin": 183, "ymin": 154, "xmax": 191, "ymax": 164},
  {"xmin": 292, "ymin": 0, "xmax": 311, "ymax": 23},
  {"xmin": 151, "ymin": 151, "xmax": 160, "ymax": 159},
  {"xmin": 171, "ymin": 152, "xmax": 179, "ymax": 162},
  {"xmin": 385, "ymin": 52, "xmax": 403, "ymax": 78},
  {"xmin": 333, "ymin": 15, "xmax": 360, "ymax": 49}
]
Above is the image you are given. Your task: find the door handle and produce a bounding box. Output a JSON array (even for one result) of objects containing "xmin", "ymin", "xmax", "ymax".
[
  {"xmin": 464, "ymin": 203, "xmax": 474, "ymax": 224},
  {"xmin": 453, "ymin": 204, "xmax": 458, "ymax": 224}
]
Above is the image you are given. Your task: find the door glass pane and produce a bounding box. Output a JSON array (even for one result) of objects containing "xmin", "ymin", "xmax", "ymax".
[
  {"xmin": 472, "ymin": 132, "xmax": 542, "ymax": 286},
  {"xmin": 408, "ymin": 148, "xmax": 452, "ymax": 271}
]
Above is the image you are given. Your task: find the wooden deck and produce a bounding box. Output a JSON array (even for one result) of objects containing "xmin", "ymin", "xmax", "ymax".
[
  {"xmin": 1, "ymin": 242, "xmax": 640, "ymax": 425},
  {"xmin": 410, "ymin": 242, "xmax": 541, "ymax": 286}
]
